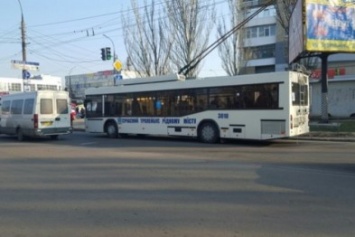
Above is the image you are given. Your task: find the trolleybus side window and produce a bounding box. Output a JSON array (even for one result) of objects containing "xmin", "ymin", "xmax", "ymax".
[
  {"xmin": 85, "ymin": 82, "xmax": 281, "ymax": 118},
  {"xmin": 103, "ymin": 95, "xmax": 124, "ymax": 116},
  {"xmin": 209, "ymin": 87, "xmax": 235, "ymax": 109},
  {"xmin": 105, "ymin": 95, "xmax": 124, "ymax": 116},
  {"xmin": 237, "ymin": 83, "xmax": 279, "ymax": 109},
  {"xmin": 121, "ymin": 94, "xmax": 144, "ymax": 116},
  {"xmin": 194, "ymin": 89, "xmax": 208, "ymax": 112},
  {"xmin": 137, "ymin": 93, "xmax": 154, "ymax": 116},
  {"xmin": 175, "ymin": 90, "xmax": 195, "ymax": 116},
  {"xmin": 86, "ymin": 96, "xmax": 102, "ymax": 117}
]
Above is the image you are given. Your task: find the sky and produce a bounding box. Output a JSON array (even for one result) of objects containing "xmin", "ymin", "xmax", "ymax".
[{"xmin": 0, "ymin": 0, "xmax": 227, "ymax": 84}]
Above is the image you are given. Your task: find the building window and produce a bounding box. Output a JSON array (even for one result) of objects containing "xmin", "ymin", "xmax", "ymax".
[
  {"xmin": 37, "ymin": 84, "xmax": 58, "ymax": 91},
  {"xmin": 246, "ymin": 6, "xmax": 276, "ymax": 18},
  {"xmin": 245, "ymin": 44, "xmax": 275, "ymax": 59},
  {"xmin": 246, "ymin": 24, "xmax": 276, "ymax": 39},
  {"xmin": 246, "ymin": 27, "xmax": 258, "ymax": 38},
  {"xmin": 9, "ymin": 83, "xmax": 22, "ymax": 92}
]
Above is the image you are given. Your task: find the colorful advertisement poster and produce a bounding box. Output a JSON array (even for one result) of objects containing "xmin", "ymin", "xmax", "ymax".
[{"xmin": 306, "ymin": 0, "xmax": 355, "ymax": 52}]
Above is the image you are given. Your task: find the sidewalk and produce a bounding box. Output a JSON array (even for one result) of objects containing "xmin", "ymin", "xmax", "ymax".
[{"xmin": 72, "ymin": 118, "xmax": 355, "ymax": 142}]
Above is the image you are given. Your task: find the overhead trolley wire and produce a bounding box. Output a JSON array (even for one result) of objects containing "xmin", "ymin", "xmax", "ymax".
[{"xmin": 179, "ymin": 0, "xmax": 276, "ymax": 76}]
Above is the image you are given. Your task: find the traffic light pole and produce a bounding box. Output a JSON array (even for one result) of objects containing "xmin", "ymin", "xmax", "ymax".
[{"xmin": 103, "ymin": 34, "xmax": 117, "ymax": 85}]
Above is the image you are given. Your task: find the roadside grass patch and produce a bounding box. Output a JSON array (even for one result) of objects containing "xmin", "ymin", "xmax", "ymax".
[{"xmin": 310, "ymin": 120, "xmax": 355, "ymax": 133}]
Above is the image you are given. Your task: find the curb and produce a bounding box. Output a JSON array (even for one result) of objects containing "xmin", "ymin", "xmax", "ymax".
[
  {"xmin": 290, "ymin": 136, "xmax": 355, "ymax": 142},
  {"xmin": 71, "ymin": 119, "xmax": 355, "ymax": 142}
]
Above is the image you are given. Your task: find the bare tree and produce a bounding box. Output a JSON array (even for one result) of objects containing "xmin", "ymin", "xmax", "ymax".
[
  {"xmin": 165, "ymin": 0, "xmax": 216, "ymax": 78},
  {"xmin": 122, "ymin": 0, "xmax": 173, "ymax": 77},
  {"xmin": 275, "ymin": 0, "xmax": 296, "ymax": 35},
  {"xmin": 216, "ymin": 0, "xmax": 239, "ymax": 76}
]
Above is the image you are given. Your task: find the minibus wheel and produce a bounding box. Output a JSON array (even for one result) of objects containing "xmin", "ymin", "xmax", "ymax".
[
  {"xmin": 106, "ymin": 121, "xmax": 118, "ymax": 138},
  {"xmin": 198, "ymin": 122, "xmax": 219, "ymax": 143},
  {"xmin": 16, "ymin": 128, "xmax": 24, "ymax": 141}
]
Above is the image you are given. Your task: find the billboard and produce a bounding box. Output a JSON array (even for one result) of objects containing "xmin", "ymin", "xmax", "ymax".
[
  {"xmin": 306, "ymin": 0, "xmax": 355, "ymax": 52},
  {"xmin": 289, "ymin": 0, "xmax": 355, "ymax": 63},
  {"xmin": 289, "ymin": 0, "xmax": 304, "ymax": 63}
]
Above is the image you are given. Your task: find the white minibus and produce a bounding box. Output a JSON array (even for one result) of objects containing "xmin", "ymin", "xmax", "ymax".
[{"xmin": 0, "ymin": 90, "xmax": 72, "ymax": 141}]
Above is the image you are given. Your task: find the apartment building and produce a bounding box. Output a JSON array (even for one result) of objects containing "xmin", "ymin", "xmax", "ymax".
[
  {"xmin": 239, "ymin": 0, "xmax": 355, "ymax": 78},
  {"xmin": 239, "ymin": 0, "xmax": 288, "ymax": 74}
]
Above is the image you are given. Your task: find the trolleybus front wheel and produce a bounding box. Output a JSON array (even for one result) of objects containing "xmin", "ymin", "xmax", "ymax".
[{"xmin": 106, "ymin": 122, "xmax": 118, "ymax": 138}]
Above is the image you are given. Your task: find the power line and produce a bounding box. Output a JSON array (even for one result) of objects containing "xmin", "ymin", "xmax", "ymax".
[
  {"xmin": 27, "ymin": 0, "xmax": 169, "ymax": 28},
  {"xmin": 28, "ymin": 11, "xmax": 121, "ymax": 28},
  {"xmin": 2, "ymin": 0, "xmax": 231, "ymax": 56},
  {"xmin": 27, "ymin": 0, "xmax": 219, "ymax": 37},
  {"xmin": 179, "ymin": 0, "xmax": 274, "ymax": 75},
  {"xmin": 1, "ymin": 0, "xmax": 229, "ymax": 76}
]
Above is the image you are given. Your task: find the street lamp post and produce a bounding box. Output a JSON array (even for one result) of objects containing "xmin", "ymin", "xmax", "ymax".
[
  {"xmin": 103, "ymin": 34, "xmax": 117, "ymax": 85},
  {"xmin": 67, "ymin": 66, "xmax": 76, "ymax": 99}
]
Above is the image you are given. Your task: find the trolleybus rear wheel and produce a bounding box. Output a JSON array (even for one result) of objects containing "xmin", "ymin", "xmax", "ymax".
[{"xmin": 198, "ymin": 122, "xmax": 219, "ymax": 143}]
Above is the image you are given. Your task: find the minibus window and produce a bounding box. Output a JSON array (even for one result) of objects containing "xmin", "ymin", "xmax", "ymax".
[
  {"xmin": 40, "ymin": 99, "xmax": 53, "ymax": 114},
  {"xmin": 1, "ymin": 101, "xmax": 11, "ymax": 114},
  {"xmin": 24, "ymin": 99, "xmax": 34, "ymax": 114},
  {"xmin": 11, "ymin": 99, "xmax": 24, "ymax": 114},
  {"xmin": 57, "ymin": 99, "xmax": 69, "ymax": 114}
]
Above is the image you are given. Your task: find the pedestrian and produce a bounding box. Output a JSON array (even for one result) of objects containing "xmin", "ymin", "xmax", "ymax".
[{"xmin": 80, "ymin": 107, "xmax": 85, "ymax": 118}]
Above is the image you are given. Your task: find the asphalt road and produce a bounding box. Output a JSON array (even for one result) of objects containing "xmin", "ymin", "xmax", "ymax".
[{"xmin": 0, "ymin": 132, "xmax": 354, "ymax": 237}]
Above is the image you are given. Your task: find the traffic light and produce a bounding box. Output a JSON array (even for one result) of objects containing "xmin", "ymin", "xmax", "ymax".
[
  {"xmin": 101, "ymin": 48, "xmax": 106, "ymax": 61},
  {"xmin": 105, "ymin": 47, "xmax": 112, "ymax": 60}
]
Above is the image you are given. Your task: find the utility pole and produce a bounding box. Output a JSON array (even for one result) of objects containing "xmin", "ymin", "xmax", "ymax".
[
  {"xmin": 320, "ymin": 53, "xmax": 329, "ymax": 123},
  {"xmin": 18, "ymin": 0, "xmax": 28, "ymax": 91},
  {"xmin": 67, "ymin": 66, "xmax": 76, "ymax": 99}
]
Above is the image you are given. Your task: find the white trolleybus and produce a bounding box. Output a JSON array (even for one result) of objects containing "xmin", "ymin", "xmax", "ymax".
[{"xmin": 84, "ymin": 71, "xmax": 309, "ymax": 143}]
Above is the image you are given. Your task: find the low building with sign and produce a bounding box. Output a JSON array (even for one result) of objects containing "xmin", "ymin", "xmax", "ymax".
[
  {"xmin": 65, "ymin": 69, "xmax": 138, "ymax": 103},
  {"xmin": 0, "ymin": 75, "xmax": 63, "ymax": 94}
]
